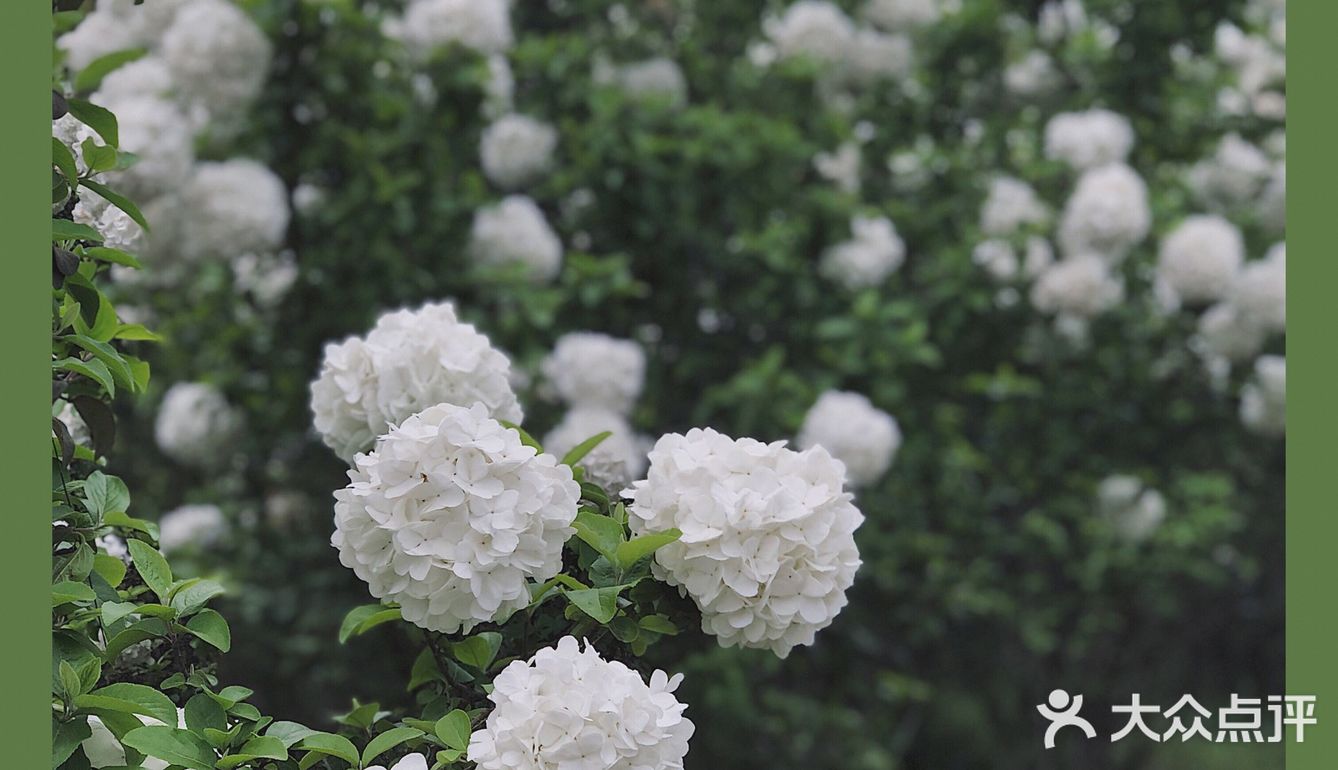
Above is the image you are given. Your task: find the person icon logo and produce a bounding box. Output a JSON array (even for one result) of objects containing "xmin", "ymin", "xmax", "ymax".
[{"xmin": 1037, "ymin": 689, "xmax": 1097, "ymax": 749}]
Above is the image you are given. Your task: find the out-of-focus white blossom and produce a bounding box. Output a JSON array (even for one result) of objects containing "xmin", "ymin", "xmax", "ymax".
[
  {"xmin": 1156, "ymin": 215, "xmax": 1244, "ymax": 304},
  {"xmin": 845, "ymin": 28, "xmax": 914, "ymax": 84},
  {"xmin": 93, "ymin": 57, "xmax": 176, "ymax": 105},
  {"xmin": 980, "ymin": 176, "xmax": 1048, "ymax": 236},
  {"xmin": 479, "ymin": 114, "xmax": 558, "ymax": 190},
  {"xmin": 598, "ymin": 57, "xmax": 689, "ymax": 105},
  {"xmin": 160, "ymin": 0, "xmax": 272, "ymax": 126},
  {"xmin": 1057, "ymin": 163, "xmax": 1150, "ymax": 259},
  {"xmin": 159, "ymin": 504, "xmax": 227, "ymax": 554},
  {"xmin": 796, "ymin": 391, "xmax": 901, "ymax": 486},
  {"xmin": 386, "ymin": 0, "xmax": 513, "ymax": 58},
  {"xmin": 863, "ymin": 0, "xmax": 944, "ymax": 31},
  {"xmin": 763, "ymin": 1, "xmax": 857, "ymax": 66},
  {"xmin": 174, "ymin": 160, "xmax": 290, "ymax": 263},
  {"xmin": 1188, "ymin": 134, "xmax": 1273, "ymax": 210},
  {"xmin": 821, "ymin": 214, "xmax": 906, "ymax": 289},
  {"xmin": 1096, "ymin": 475, "xmax": 1166, "ymax": 542},
  {"xmin": 1194, "ymin": 302, "xmax": 1267, "ymax": 363},
  {"xmin": 973, "ymin": 239, "xmax": 1018, "ymax": 282},
  {"xmin": 332, "ymin": 403, "xmax": 579, "ymax": 633},
  {"xmin": 625, "ymin": 428, "xmax": 864, "ymax": 657},
  {"xmin": 232, "ymin": 251, "xmax": 299, "ymax": 308},
  {"xmin": 311, "ymin": 300, "xmax": 523, "ymax": 461},
  {"xmin": 1258, "ymin": 161, "xmax": 1286, "ymax": 232},
  {"xmin": 57, "ymin": 0, "xmax": 184, "ymax": 72},
  {"xmin": 1037, "ymin": 0, "xmax": 1087, "ymax": 44},
  {"xmin": 1004, "ymin": 50, "xmax": 1059, "ymax": 97},
  {"xmin": 105, "ymin": 97, "xmax": 196, "ymax": 200},
  {"xmin": 540, "ymin": 332, "xmax": 646, "ymax": 415},
  {"xmin": 468, "ymin": 636, "xmax": 694, "ymax": 770},
  {"xmin": 814, "ymin": 142, "xmax": 862, "ymax": 194},
  {"xmin": 468, "ymin": 196, "xmax": 564, "ymax": 282},
  {"xmin": 1229, "ymin": 242, "xmax": 1285, "ymax": 334},
  {"xmin": 1240, "ymin": 355, "xmax": 1285, "ymax": 436},
  {"xmin": 1044, "ymin": 109, "xmax": 1135, "ymax": 171},
  {"xmin": 543, "ymin": 407, "xmax": 648, "ymax": 492},
  {"xmin": 154, "ymin": 382, "xmax": 242, "ymax": 467},
  {"xmin": 1030, "ymin": 254, "xmax": 1124, "ymax": 318}
]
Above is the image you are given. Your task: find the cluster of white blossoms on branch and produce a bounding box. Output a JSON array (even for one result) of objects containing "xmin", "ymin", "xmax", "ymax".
[
  {"xmin": 543, "ymin": 408, "xmax": 649, "ymax": 491},
  {"xmin": 154, "ymin": 382, "xmax": 242, "ymax": 467},
  {"xmin": 980, "ymin": 176, "xmax": 1049, "ymax": 237},
  {"xmin": 158, "ymin": 0, "xmax": 272, "ymax": 131},
  {"xmin": 1030, "ymin": 253, "xmax": 1124, "ymax": 320},
  {"xmin": 480, "ymin": 114, "xmax": 558, "ymax": 190},
  {"xmin": 173, "ymin": 160, "xmax": 291, "ymax": 264},
  {"xmin": 796, "ymin": 391, "xmax": 901, "ymax": 487},
  {"xmin": 1240, "ymin": 354, "xmax": 1286, "ymax": 437},
  {"xmin": 757, "ymin": 1, "xmax": 916, "ymax": 88},
  {"xmin": 594, "ymin": 56, "xmax": 690, "ymax": 106},
  {"xmin": 384, "ymin": 0, "xmax": 514, "ymax": 58},
  {"xmin": 541, "ymin": 332, "xmax": 646, "ymax": 415},
  {"xmin": 332, "ymin": 403, "xmax": 580, "ymax": 634},
  {"xmin": 158, "ymin": 504, "xmax": 228, "ymax": 554},
  {"xmin": 1056, "ymin": 163, "xmax": 1150, "ymax": 259},
  {"xmin": 625, "ymin": 428, "xmax": 864, "ymax": 657},
  {"xmin": 311, "ymin": 301, "xmax": 523, "ymax": 461},
  {"xmin": 1156, "ymin": 215, "xmax": 1245, "ymax": 305},
  {"xmin": 468, "ymin": 196, "xmax": 564, "ymax": 283},
  {"xmin": 1043, "ymin": 108, "xmax": 1135, "ymax": 171},
  {"xmin": 821, "ymin": 214, "xmax": 907, "ymax": 289},
  {"xmin": 1095, "ymin": 475, "xmax": 1166, "ymax": 543},
  {"xmin": 467, "ymin": 636, "xmax": 694, "ymax": 770}
]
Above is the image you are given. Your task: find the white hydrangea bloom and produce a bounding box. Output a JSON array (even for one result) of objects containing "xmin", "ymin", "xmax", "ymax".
[
  {"xmin": 104, "ymin": 97, "xmax": 196, "ymax": 200},
  {"xmin": 1004, "ymin": 50, "xmax": 1060, "ymax": 97},
  {"xmin": 1057, "ymin": 163, "xmax": 1151, "ymax": 259},
  {"xmin": 863, "ymin": 0, "xmax": 943, "ymax": 30},
  {"xmin": 543, "ymin": 408, "xmax": 648, "ymax": 491},
  {"xmin": 154, "ymin": 382, "xmax": 242, "ymax": 467},
  {"xmin": 1240, "ymin": 355, "xmax": 1285, "ymax": 436},
  {"xmin": 980, "ymin": 176, "xmax": 1049, "ymax": 236},
  {"xmin": 468, "ymin": 636, "xmax": 694, "ymax": 770},
  {"xmin": 310, "ymin": 300, "xmax": 523, "ymax": 461},
  {"xmin": 1258, "ymin": 161, "xmax": 1285, "ymax": 232},
  {"xmin": 386, "ymin": 0, "xmax": 513, "ymax": 58},
  {"xmin": 600, "ymin": 57, "xmax": 689, "ymax": 105},
  {"xmin": 468, "ymin": 196, "xmax": 564, "ymax": 282},
  {"xmin": 1096, "ymin": 475, "xmax": 1166, "ymax": 543},
  {"xmin": 479, "ymin": 114, "xmax": 558, "ymax": 190},
  {"xmin": 625, "ymin": 428, "xmax": 864, "ymax": 657},
  {"xmin": 232, "ymin": 251, "xmax": 300, "ymax": 308},
  {"xmin": 160, "ymin": 0, "xmax": 272, "ymax": 125},
  {"xmin": 1194, "ymin": 302, "xmax": 1267, "ymax": 363},
  {"xmin": 174, "ymin": 160, "xmax": 290, "ymax": 263},
  {"xmin": 1156, "ymin": 215, "xmax": 1245, "ymax": 304},
  {"xmin": 159, "ymin": 504, "xmax": 227, "ymax": 554},
  {"xmin": 93, "ymin": 57, "xmax": 176, "ymax": 105},
  {"xmin": 972, "ymin": 239, "xmax": 1018, "ymax": 282},
  {"xmin": 1229, "ymin": 242, "xmax": 1285, "ymax": 334},
  {"xmin": 58, "ymin": 0, "xmax": 183, "ymax": 72},
  {"xmin": 845, "ymin": 28, "xmax": 914, "ymax": 84},
  {"xmin": 332, "ymin": 403, "xmax": 579, "ymax": 634},
  {"xmin": 820, "ymin": 215, "xmax": 906, "ymax": 289},
  {"xmin": 94, "ymin": 205, "xmax": 146, "ymax": 253},
  {"xmin": 540, "ymin": 332, "xmax": 646, "ymax": 415},
  {"xmin": 796, "ymin": 391, "xmax": 901, "ymax": 486},
  {"xmin": 814, "ymin": 142, "xmax": 862, "ymax": 194},
  {"xmin": 1043, "ymin": 109, "xmax": 1135, "ymax": 171},
  {"xmin": 366, "ymin": 755, "xmax": 428, "ymax": 770},
  {"xmin": 763, "ymin": 1, "xmax": 857, "ymax": 66},
  {"xmin": 1030, "ymin": 254, "xmax": 1124, "ymax": 318},
  {"xmin": 1188, "ymin": 134, "xmax": 1272, "ymax": 210}
]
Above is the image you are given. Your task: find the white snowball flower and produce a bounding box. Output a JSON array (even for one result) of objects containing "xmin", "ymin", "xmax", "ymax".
[
  {"xmin": 468, "ymin": 636, "xmax": 694, "ymax": 770},
  {"xmin": 1258, "ymin": 161, "xmax": 1285, "ymax": 232},
  {"xmin": 366, "ymin": 755, "xmax": 428, "ymax": 770},
  {"xmin": 814, "ymin": 142, "xmax": 862, "ymax": 194},
  {"xmin": 154, "ymin": 382, "xmax": 241, "ymax": 467},
  {"xmin": 159, "ymin": 504, "xmax": 227, "ymax": 554},
  {"xmin": 796, "ymin": 391, "xmax": 901, "ymax": 487},
  {"xmin": 845, "ymin": 28, "xmax": 914, "ymax": 84},
  {"xmin": 104, "ymin": 97, "xmax": 196, "ymax": 200},
  {"xmin": 863, "ymin": 0, "xmax": 944, "ymax": 30},
  {"xmin": 160, "ymin": 0, "xmax": 272, "ymax": 126},
  {"xmin": 58, "ymin": 0, "xmax": 183, "ymax": 72},
  {"xmin": 1030, "ymin": 254, "xmax": 1124, "ymax": 318},
  {"xmin": 387, "ymin": 0, "xmax": 513, "ymax": 58},
  {"xmin": 1194, "ymin": 302, "xmax": 1267, "ymax": 363},
  {"xmin": 1229, "ymin": 242, "xmax": 1285, "ymax": 334},
  {"xmin": 232, "ymin": 251, "xmax": 300, "ymax": 308},
  {"xmin": 1096, "ymin": 475, "xmax": 1166, "ymax": 543},
  {"xmin": 609, "ymin": 57, "xmax": 689, "ymax": 105},
  {"xmin": 540, "ymin": 332, "xmax": 646, "ymax": 415},
  {"xmin": 479, "ymin": 114, "xmax": 558, "ymax": 190},
  {"xmin": 625, "ymin": 428, "xmax": 864, "ymax": 657},
  {"xmin": 973, "ymin": 239, "xmax": 1018, "ymax": 282},
  {"xmin": 980, "ymin": 176, "xmax": 1049, "ymax": 236},
  {"xmin": 1188, "ymin": 134, "xmax": 1272, "ymax": 210},
  {"xmin": 310, "ymin": 300, "xmax": 523, "ymax": 461},
  {"xmin": 1004, "ymin": 50, "xmax": 1060, "ymax": 97},
  {"xmin": 1044, "ymin": 109, "xmax": 1135, "ymax": 171},
  {"xmin": 1057, "ymin": 163, "xmax": 1151, "ymax": 259},
  {"xmin": 764, "ymin": 1, "xmax": 857, "ymax": 66},
  {"xmin": 543, "ymin": 408, "xmax": 648, "ymax": 491},
  {"xmin": 1156, "ymin": 215, "xmax": 1245, "ymax": 304},
  {"xmin": 332, "ymin": 403, "xmax": 579, "ymax": 634},
  {"xmin": 1240, "ymin": 355, "xmax": 1285, "ymax": 437},
  {"xmin": 820, "ymin": 214, "xmax": 906, "ymax": 289},
  {"xmin": 93, "ymin": 57, "xmax": 176, "ymax": 105},
  {"xmin": 468, "ymin": 196, "xmax": 564, "ymax": 282},
  {"xmin": 174, "ymin": 160, "xmax": 291, "ymax": 263}
]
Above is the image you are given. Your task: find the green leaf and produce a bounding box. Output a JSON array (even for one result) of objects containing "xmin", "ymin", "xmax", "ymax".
[
  {"xmin": 216, "ymin": 736, "xmax": 289, "ymax": 768},
  {"xmin": 184, "ymin": 609, "xmax": 231, "ymax": 652},
  {"xmin": 80, "ymin": 136, "xmax": 117, "ymax": 174},
  {"xmin": 81, "ymin": 178, "xmax": 150, "ymax": 232},
  {"xmin": 127, "ymin": 539, "xmax": 172, "ymax": 599},
  {"xmin": 265, "ymin": 721, "xmax": 317, "ymax": 749},
  {"xmin": 83, "ymin": 471, "xmax": 130, "ymax": 517},
  {"xmin": 560, "ymin": 431, "xmax": 612, "ymax": 466},
  {"xmin": 104, "ymin": 618, "xmax": 169, "ymax": 659},
  {"xmin": 614, "ymin": 529, "xmax": 682, "ymax": 570},
  {"xmin": 572, "ymin": 510, "xmax": 625, "ymax": 564},
  {"xmin": 64, "ymin": 333, "xmax": 136, "ymax": 392},
  {"xmin": 639, "ymin": 615, "xmax": 679, "ymax": 635},
  {"xmin": 84, "ymin": 246, "xmax": 143, "ymax": 269},
  {"xmin": 406, "ymin": 648, "xmax": 442, "ymax": 691},
  {"xmin": 53, "ymin": 580, "xmax": 97, "ymax": 606},
  {"xmin": 450, "ymin": 632, "xmax": 502, "ymax": 670},
  {"xmin": 184, "ymin": 693, "xmax": 228, "ymax": 733},
  {"xmin": 434, "ymin": 710, "xmax": 471, "ymax": 751},
  {"xmin": 103, "ymin": 511, "xmax": 159, "ymax": 540},
  {"xmin": 564, "ymin": 586, "xmax": 625, "ymax": 623},
  {"xmin": 78, "ymin": 683, "xmax": 179, "ymax": 726},
  {"xmin": 58, "ymin": 659, "xmax": 84, "ymax": 699},
  {"xmin": 113, "ymin": 323, "xmax": 161, "ymax": 342},
  {"xmin": 54, "ymin": 356, "xmax": 115, "ymax": 397},
  {"xmin": 52, "ymin": 716, "xmax": 93, "ymax": 767},
  {"xmin": 53, "ymin": 138, "xmax": 79, "ymax": 182},
  {"xmin": 362, "ymin": 726, "xmax": 424, "ymax": 765},
  {"xmin": 169, "ymin": 578, "xmax": 226, "ymax": 615},
  {"xmin": 337, "ymin": 603, "xmax": 400, "ymax": 643},
  {"xmin": 52, "ymin": 218, "xmax": 103, "ymax": 243},
  {"xmin": 121, "ymin": 726, "xmax": 217, "ymax": 770},
  {"xmin": 66, "ymin": 98, "xmax": 119, "ymax": 147},
  {"xmin": 295, "ymin": 732, "xmax": 360, "ymax": 766},
  {"xmin": 100, "ymin": 600, "xmax": 137, "ymax": 627},
  {"xmin": 74, "ymin": 47, "xmax": 148, "ymax": 93}
]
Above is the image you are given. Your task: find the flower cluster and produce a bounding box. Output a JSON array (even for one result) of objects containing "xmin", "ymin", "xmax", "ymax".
[
  {"xmin": 1096, "ymin": 475, "xmax": 1167, "ymax": 542},
  {"xmin": 154, "ymin": 382, "xmax": 242, "ymax": 467},
  {"xmin": 467, "ymin": 636, "xmax": 694, "ymax": 770},
  {"xmin": 542, "ymin": 407, "xmax": 648, "ymax": 491},
  {"xmin": 310, "ymin": 301, "xmax": 523, "ymax": 461},
  {"xmin": 980, "ymin": 177, "xmax": 1049, "ymax": 237},
  {"xmin": 332, "ymin": 403, "xmax": 580, "ymax": 633},
  {"xmin": 1057, "ymin": 163, "xmax": 1150, "ymax": 259},
  {"xmin": 384, "ymin": 0, "xmax": 514, "ymax": 58},
  {"xmin": 540, "ymin": 332, "xmax": 646, "ymax": 415},
  {"xmin": 820, "ymin": 214, "xmax": 907, "ymax": 289},
  {"xmin": 796, "ymin": 391, "xmax": 901, "ymax": 487},
  {"xmin": 480, "ymin": 114, "xmax": 558, "ymax": 190},
  {"xmin": 1240, "ymin": 355, "xmax": 1286, "ymax": 437},
  {"xmin": 158, "ymin": 504, "xmax": 228, "ymax": 554},
  {"xmin": 468, "ymin": 196, "xmax": 564, "ymax": 282},
  {"xmin": 172, "ymin": 160, "xmax": 291, "ymax": 264},
  {"xmin": 596, "ymin": 57, "xmax": 690, "ymax": 106},
  {"xmin": 1030, "ymin": 254, "xmax": 1124, "ymax": 320},
  {"xmin": 625, "ymin": 428, "xmax": 864, "ymax": 657},
  {"xmin": 1156, "ymin": 215, "xmax": 1245, "ymax": 305},
  {"xmin": 1043, "ymin": 109, "xmax": 1135, "ymax": 171}
]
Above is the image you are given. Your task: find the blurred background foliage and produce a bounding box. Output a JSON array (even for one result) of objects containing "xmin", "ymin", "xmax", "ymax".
[{"xmin": 107, "ymin": 0, "xmax": 1282, "ymax": 767}]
